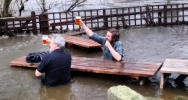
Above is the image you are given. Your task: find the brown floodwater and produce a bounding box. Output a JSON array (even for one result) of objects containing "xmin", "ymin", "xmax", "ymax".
[
  {"xmin": 0, "ymin": 26, "xmax": 188, "ymax": 100},
  {"xmin": 1, "ymin": 0, "xmax": 188, "ymax": 100}
]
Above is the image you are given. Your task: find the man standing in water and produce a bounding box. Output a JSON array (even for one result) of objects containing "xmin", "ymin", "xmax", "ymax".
[
  {"xmin": 35, "ymin": 34, "xmax": 71, "ymax": 86},
  {"xmin": 80, "ymin": 21, "xmax": 124, "ymax": 61}
]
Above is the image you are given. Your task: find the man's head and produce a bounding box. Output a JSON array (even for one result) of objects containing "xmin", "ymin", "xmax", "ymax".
[
  {"xmin": 105, "ymin": 28, "xmax": 120, "ymax": 43},
  {"xmin": 48, "ymin": 34, "xmax": 65, "ymax": 51}
]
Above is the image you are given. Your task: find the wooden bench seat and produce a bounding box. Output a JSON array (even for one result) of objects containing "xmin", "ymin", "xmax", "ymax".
[{"xmin": 160, "ymin": 59, "xmax": 188, "ymax": 89}]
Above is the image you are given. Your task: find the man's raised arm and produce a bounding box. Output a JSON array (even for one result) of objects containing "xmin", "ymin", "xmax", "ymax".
[{"xmin": 80, "ymin": 21, "xmax": 93, "ymax": 37}]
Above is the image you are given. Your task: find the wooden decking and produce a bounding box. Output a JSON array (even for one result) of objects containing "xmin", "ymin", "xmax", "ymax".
[
  {"xmin": 72, "ymin": 57, "xmax": 161, "ymax": 77},
  {"xmin": 10, "ymin": 56, "xmax": 38, "ymax": 68},
  {"xmin": 10, "ymin": 56, "xmax": 161, "ymax": 78},
  {"xmin": 62, "ymin": 35, "xmax": 102, "ymax": 48},
  {"xmin": 160, "ymin": 59, "xmax": 188, "ymax": 89}
]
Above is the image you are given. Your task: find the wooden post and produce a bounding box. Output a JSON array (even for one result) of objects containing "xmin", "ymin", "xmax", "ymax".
[
  {"xmin": 134, "ymin": 7, "xmax": 136, "ymax": 26},
  {"xmin": 176, "ymin": 4, "xmax": 179, "ymax": 25},
  {"xmin": 182, "ymin": 4, "xmax": 185, "ymax": 24},
  {"xmin": 158, "ymin": 12, "xmax": 162, "ymax": 25},
  {"xmin": 97, "ymin": 10, "xmax": 99, "ymax": 29},
  {"xmin": 160, "ymin": 73, "xmax": 164, "ymax": 89},
  {"xmin": 128, "ymin": 8, "xmax": 130, "ymax": 26},
  {"xmin": 39, "ymin": 12, "xmax": 49, "ymax": 35},
  {"xmin": 71, "ymin": 11, "xmax": 75, "ymax": 31},
  {"xmin": 91, "ymin": 10, "xmax": 93, "ymax": 29},
  {"xmin": 31, "ymin": 11, "xmax": 37, "ymax": 35},
  {"xmin": 140, "ymin": 7, "xmax": 143, "ymax": 27},
  {"xmin": 163, "ymin": 5, "xmax": 167, "ymax": 26},
  {"xmin": 103, "ymin": 9, "xmax": 108, "ymax": 28}
]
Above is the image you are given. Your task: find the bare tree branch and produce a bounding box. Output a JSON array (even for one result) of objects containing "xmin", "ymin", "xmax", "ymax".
[
  {"xmin": 67, "ymin": 0, "xmax": 79, "ymax": 11},
  {"xmin": 19, "ymin": 0, "xmax": 24, "ymax": 16},
  {"xmin": 66, "ymin": 0, "xmax": 87, "ymax": 11},
  {"xmin": 69, "ymin": 0, "xmax": 87, "ymax": 11}
]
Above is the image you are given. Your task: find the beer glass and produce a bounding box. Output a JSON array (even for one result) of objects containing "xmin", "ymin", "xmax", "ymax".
[
  {"xmin": 42, "ymin": 35, "xmax": 49, "ymax": 45},
  {"xmin": 75, "ymin": 16, "xmax": 81, "ymax": 25}
]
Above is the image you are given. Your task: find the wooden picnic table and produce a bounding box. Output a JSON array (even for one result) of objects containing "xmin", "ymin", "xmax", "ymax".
[{"xmin": 10, "ymin": 56, "xmax": 162, "ymax": 85}]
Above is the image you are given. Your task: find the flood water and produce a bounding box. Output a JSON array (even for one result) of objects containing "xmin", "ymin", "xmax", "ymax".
[
  {"xmin": 1, "ymin": 26, "xmax": 188, "ymax": 100},
  {"xmin": 1, "ymin": 0, "xmax": 188, "ymax": 100}
]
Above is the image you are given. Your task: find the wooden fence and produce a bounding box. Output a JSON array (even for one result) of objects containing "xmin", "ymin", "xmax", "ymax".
[
  {"xmin": 0, "ymin": 11, "xmax": 37, "ymax": 36},
  {"xmin": 1, "ymin": 3, "xmax": 188, "ymax": 35},
  {"xmin": 38, "ymin": 3, "xmax": 188, "ymax": 34}
]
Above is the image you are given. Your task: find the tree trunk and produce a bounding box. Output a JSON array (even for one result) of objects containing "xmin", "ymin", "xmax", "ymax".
[{"xmin": 3, "ymin": 0, "xmax": 12, "ymax": 17}]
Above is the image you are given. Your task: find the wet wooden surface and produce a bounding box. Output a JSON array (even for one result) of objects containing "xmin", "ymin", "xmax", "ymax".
[
  {"xmin": 9, "ymin": 56, "xmax": 38, "ymax": 68},
  {"xmin": 62, "ymin": 35, "xmax": 102, "ymax": 48},
  {"xmin": 161, "ymin": 59, "xmax": 188, "ymax": 74},
  {"xmin": 10, "ymin": 56, "xmax": 161, "ymax": 77},
  {"xmin": 71, "ymin": 57, "xmax": 162, "ymax": 77}
]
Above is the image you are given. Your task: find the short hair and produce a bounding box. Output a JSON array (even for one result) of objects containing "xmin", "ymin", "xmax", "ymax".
[
  {"xmin": 108, "ymin": 28, "xmax": 120, "ymax": 42},
  {"xmin": 49, "ymin": 34, "xmax": 65, "ymax": 48}
]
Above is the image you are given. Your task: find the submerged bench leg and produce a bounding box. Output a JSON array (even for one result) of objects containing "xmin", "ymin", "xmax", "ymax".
[
  {"xmin": 139, "ymin": 77, "xmax": 145, "ymax": 85},
  {"xmin": 160, "ymin": 73, "xmax": 164, "ymax": 89}
]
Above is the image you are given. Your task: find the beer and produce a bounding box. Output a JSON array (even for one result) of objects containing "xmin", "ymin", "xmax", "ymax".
[
  {"xmin": 42, "ymin": 39, "xmax": 49, "ymax": 45},
  {"xmin": 42, "ymin": 35, "xmax": 50, "ymax": 45},
  {"xmin": 75, "ymin": 16, "xmax": 81, "ymax": 25}
]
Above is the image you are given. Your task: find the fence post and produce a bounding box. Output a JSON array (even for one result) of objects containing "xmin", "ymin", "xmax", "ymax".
[
  {"xmin": 158, "ymin": 12, "xmax": 162, "ymax": 25},
  {"xmin": 31, "ymin": 11, "xmax": 37, "ymax": 35},
  {"xmin": 39, "ymin": 13, "xmax": 49, "ymax": 35},
  {"xmin": 103, "ymin": 9, "xmax": 108, "ymax": 28},
  {"xmin": 163, "ymin": 5, "xmax": 167, "ymax": 26}
]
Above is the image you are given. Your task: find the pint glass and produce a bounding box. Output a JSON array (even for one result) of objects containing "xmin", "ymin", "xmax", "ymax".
[
  {"xmin": 42, "ymin": 35, "xmax": 49, "ymax": 45},
  {"xmin": 75, "ymin": 16, "xmax": 81, "ymax": 25}
]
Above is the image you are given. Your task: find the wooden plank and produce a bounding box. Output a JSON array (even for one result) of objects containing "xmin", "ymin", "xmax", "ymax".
[
  {"xmin": 0, "ymin": 17, "xmax": 34, "ymax": 21},
  {"xmin": 71, "ymin": 65, "xmax": 155, "ymax": 76},
  {"xmin": 64, "ymin": 37, "xmax": 98, "ymax": 45},
  {"xmin": 71, "ymin": 57, "xmax": 161, "ymax": 77},
  {"xmin": 161, "ymin": 59, "xmax": 188, "ymax": 74},
  {"xmin": 72, "ymin": 60, "xmax": 159, "ymax": 72},
  {"xmin": 9, "ymin": 56, "xmax": 162, "ymax": 77},
  {"xmin": 7, "ymin": 26, "xmax": 33, "ymax": 30},
  {"xmin": 161, "ymin": 69, "xmax": 188, "ymax": 75},
  {"xmin": 62, "ymin": 35, "xmax": 102, "ymax": 48},
  {"xmin": 160, "ymin": 73, "xmax": 164, "ymax": 89}
]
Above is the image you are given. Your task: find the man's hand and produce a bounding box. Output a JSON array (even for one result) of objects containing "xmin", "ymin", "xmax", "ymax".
[
  {"xmin": 35, "ymin": 69, "xmax": 42, "ymax": 77},
  {"xmin": 80, "ymin": 20, "xmax": 83, "ymax": 26},
  {"xmin": 105, "ymin": 40, "xmax": 111, "ymax": 48},
  {"xmin": 105, "ymin": 40, "xmax": 122, "ymax": 61}
]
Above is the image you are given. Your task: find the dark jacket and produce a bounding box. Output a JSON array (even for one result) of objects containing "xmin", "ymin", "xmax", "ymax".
[{"xmin": 26, "ymin": 51, "xmax": 49, "ymax": 64}]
